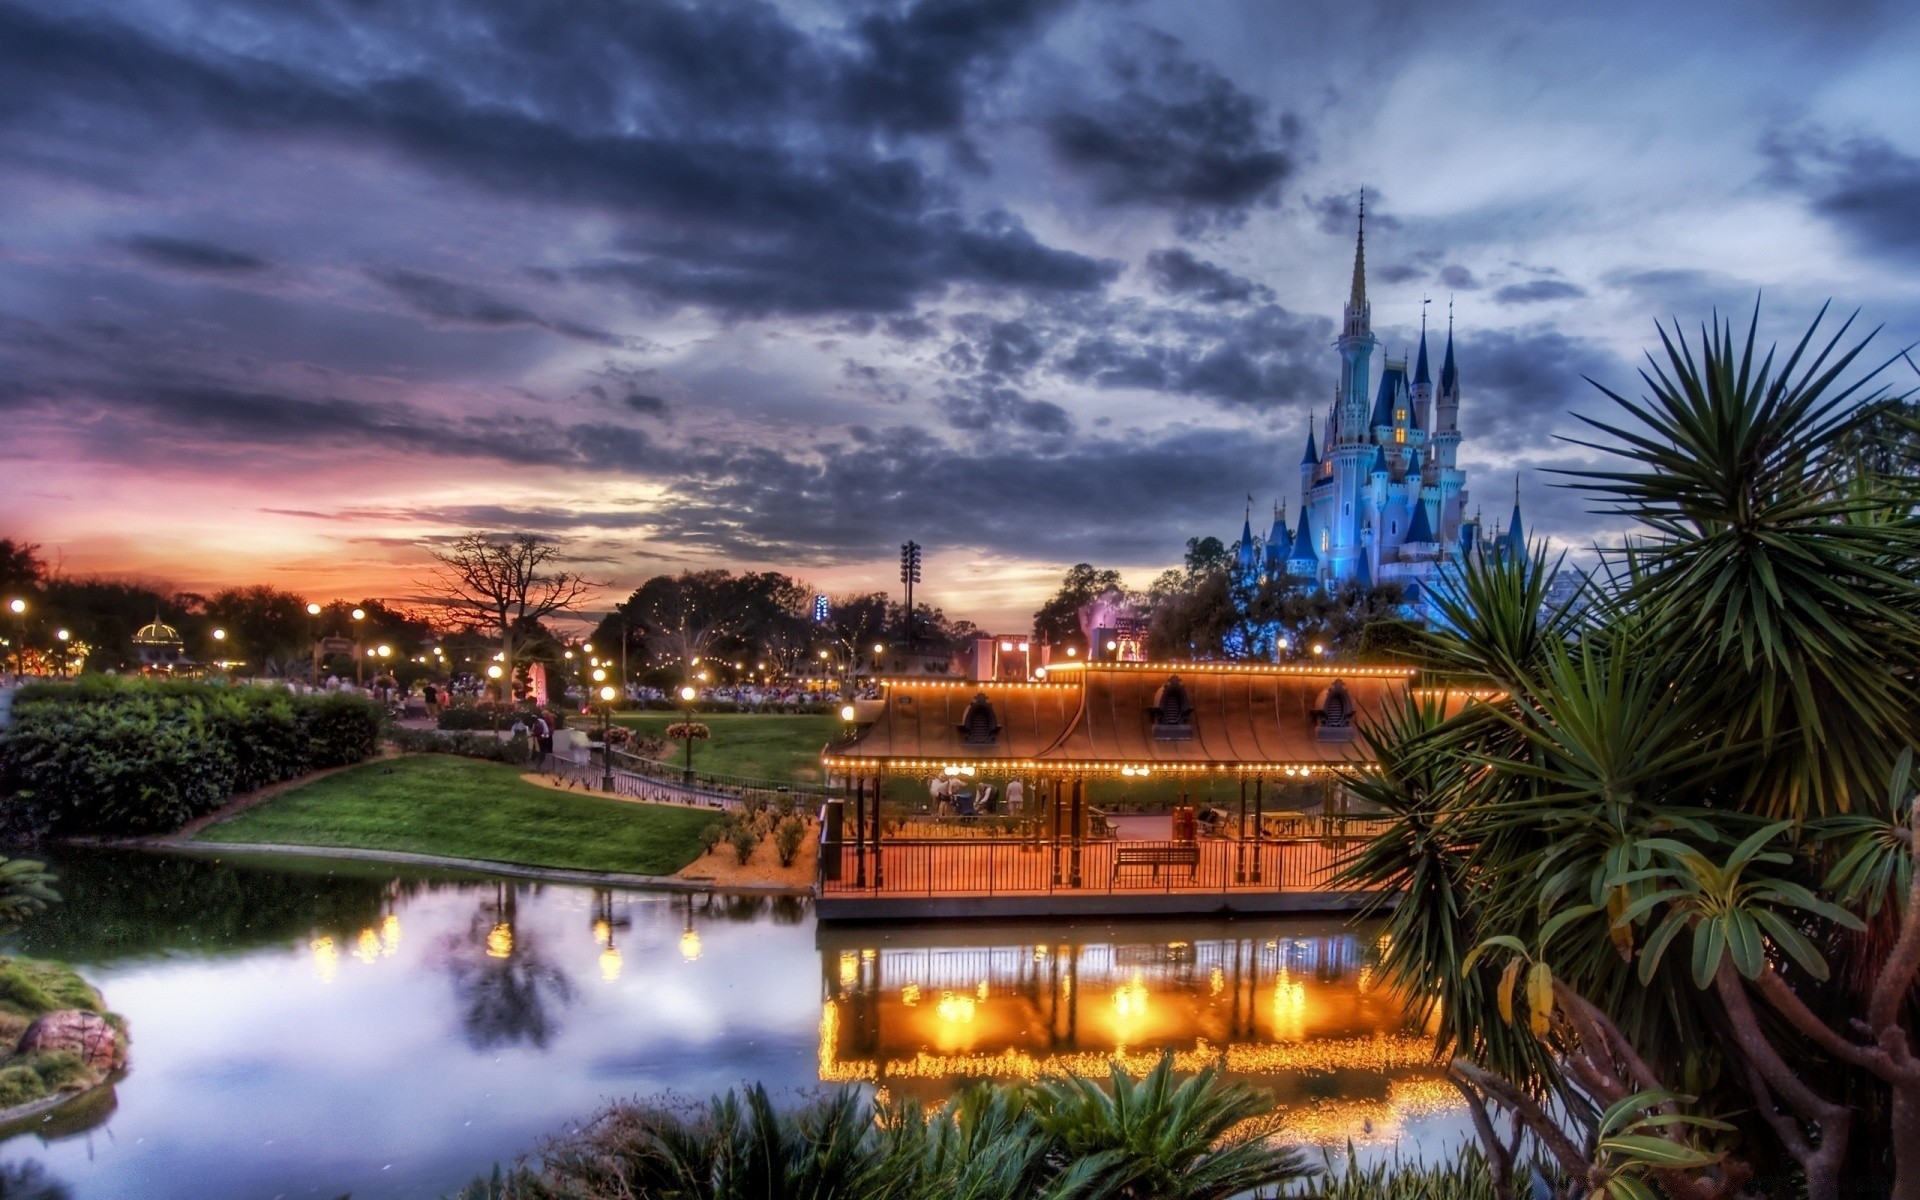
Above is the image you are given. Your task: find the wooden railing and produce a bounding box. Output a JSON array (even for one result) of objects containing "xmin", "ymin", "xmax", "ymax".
[{"xmin": 818, "ymin": 829, "xmax": 1389, "ymax": 898}]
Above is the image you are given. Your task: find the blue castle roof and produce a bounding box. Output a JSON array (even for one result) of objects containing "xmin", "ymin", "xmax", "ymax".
[
  {"xmin": 1370, "ymin": 445, "xmax": 1389, "ymax": 475},
  {"xmin": 1406, "ymin": 498, "xmax": 1435, "ymax": 545},
  {"xmin": 1371, "ymin": 364, "xmax": 1403, "ymax": 428},
  {"xmin": 1299, "ymin": 426, "xmax": 1318, "ymax": 466},
  {"xmin": 1266, "ymin": 507, "xmax": 1291, "ymax": 564},
  {"xmin": 1413, "ymin": 328, "xmax": 1431, "ymax": 387},
  {"xmin": 1290, "ymin": 506, "xmax": 1318, "ymax": 564}
]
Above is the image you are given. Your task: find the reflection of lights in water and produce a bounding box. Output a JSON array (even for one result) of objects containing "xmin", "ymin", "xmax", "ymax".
[
  {"xmin": 839, "ymin": 952, "xmax": 859, "ymax": 987},
  {"xmin": 817, "ymin": 1034, "xmax": 1437, "ymax": 1086},
  {"xmin": 680, "ymin": 929, "xmax": 702, "ymax": 962},
  {"xmin": 936, "ymin": 992, "xmax": 977, "ymax": 1024},
  {"xmin": 1209, "ymin": 966, "xmax": 1225, "ymax": 997},
  {"xmin": 310, "ymin": 936, "xmax": 338, "ymax": 983},
  {"xmin": 975, "ymin": 980, "xmax": 988, "ymax": 1001},
  {"xmin": 861, "ymin": 948, "xmax": 876, "ymax": 962},
  {"xmin": 1228, "ymin": 1078, "xmax": 1465, "ymax": 1147},
  {"xmin": 355, "ymin": 928, "xmax": 380, "ymax": 965},
  {"xmin": 486, "ymin": 923, "xmax": 514, "ymax": 959},
  {"xmin": 1061, "ymin": 975, "xmax": 1071, "ymax": 999},
  {"xmin": 599, "ymin": 946, "xmax": 623, "ymax": 981},
  {"xmin": 1034, "ymin": 946, "xmax": 1048, "ymax": 961},
  {"xmin": 593, "ymin": 919, "xmax": 611, "ymax": 945},
  {"xmin": 1356, "ymin": 966, "xmax": 1373, "ymax": 993},
  {"xmin": 380, "ymin": 914, "xmax": 401, "ymax": 957},
  {"xmin": 1271, "ymin": 971, "xmax": 1306, "ymax": 1040},
  {"xmin": 1112, "ymin": 971, "xmax": 1150, "ymax": 1022},
  {"xmin": 902, "ymin": 984, "xmax": 921, "ymax": 1005}
]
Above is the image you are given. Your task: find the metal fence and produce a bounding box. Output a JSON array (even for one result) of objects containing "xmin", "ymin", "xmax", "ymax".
[
  {"xmin": 603, "ymin": 747, "xmax": 840, "ymax": 810},
  {"xmin": 536, "ymin": 755, "xmax": 738, "ymax": 810},
  {"xmin": 819, "ymin": 825, "xmax": 1392, "ymax": 898}
]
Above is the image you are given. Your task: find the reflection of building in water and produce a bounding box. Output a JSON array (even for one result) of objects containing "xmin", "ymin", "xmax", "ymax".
[{"xmin": 817, "ymin": 920, "xmax": 1459, "ymax": 1146}]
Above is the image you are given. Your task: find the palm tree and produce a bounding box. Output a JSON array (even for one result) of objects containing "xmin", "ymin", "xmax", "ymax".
[{"xmin": 1336, "ymin": 303, "xmax": 1920, "ymax": 1200}]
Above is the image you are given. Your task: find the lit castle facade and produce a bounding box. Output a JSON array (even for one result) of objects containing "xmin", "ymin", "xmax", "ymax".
[{"xmin": 1231, "ymin": 204, "xmax": 1522, "ymax": 614}]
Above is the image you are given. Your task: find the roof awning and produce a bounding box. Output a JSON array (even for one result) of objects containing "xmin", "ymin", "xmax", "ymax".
[{"xmin": 823, "ymin": 661, "xmax": 1429, "ymax": 774}]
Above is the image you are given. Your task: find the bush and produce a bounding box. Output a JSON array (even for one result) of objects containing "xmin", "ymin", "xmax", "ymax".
[
  {"xmin": 389, "ymin": 728, "xmax": 530, "ymax": 765},
  {"xmin": 0, "ymin": 679, "xmax": 383, "ymax": 837},
  {"xmin": 728, "ymin": 826, "xmax": 758, "ymax": 866},
  {"xmin": 437, "ymin": 703, "xmax": 566, "ymax": 732},
  {"xmin": 774, "ymin": 816, "xmax": 806, "ymax": 867},
  {"xmin": 699, "ymin": 823, "xmax": 726, "ymax": 854}
]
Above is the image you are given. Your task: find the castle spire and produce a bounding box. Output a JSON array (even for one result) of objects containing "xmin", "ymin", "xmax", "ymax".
[
  {"xmin": 1413, "ymin": 301, "xmax": 1432, "ymax": 386},
  {"xmin": 1349, "ymin": 189, "xmax": 1368, "ymax": 310},
  {"xmin": 1440, "ymin": 298, "xmax": 1458, "ymax": 395}
]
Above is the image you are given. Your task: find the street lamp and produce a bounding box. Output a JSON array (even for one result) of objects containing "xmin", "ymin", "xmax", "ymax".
[
  {"xmin": 487, "ymin": 664, "xmax": 504, "ymax": 735},
  {"xmin": 55, "ymin": 629, "xmax": 70, "ymax": 678},
  {"xmin": 351, "ymin": 608, "xmax": 367, "ymax": 686},
  {"xmin": 598, "ymin": 684, "xmax": 618, "ymax": 792},
  {"xmin": 678, "ymin": 684, "xmax": 698, "ymax": 784},
  {"xmin": 7, "ymin": 598, "xmax": 25, "ymax": 679}
]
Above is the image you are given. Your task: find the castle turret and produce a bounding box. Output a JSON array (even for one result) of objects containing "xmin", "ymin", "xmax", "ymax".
[
  {"xmin": 1288, "ymin": 505, "xmax": 1319, "ymax": 577},
  {"xmin": 1410, "ymin": 315, "xmax": 1434, "ymax": 435},
  {"xmin": 1265, "ymin": 502, "xmax": 1291, "ymax": 570},
  {"xmin": 1335, "ymin": 193, "xmax": 1377, "ymax": 445}
]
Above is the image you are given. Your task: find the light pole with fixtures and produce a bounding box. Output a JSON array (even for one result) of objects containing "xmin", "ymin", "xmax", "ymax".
[
  {"xmin": 678, "ymin": 684, "xmax": 698, "ymax": 784},
  {"xmin": 7, "ymin": 598, "xmax": 26, "ymax": 678},
  {"xmin": 598, "ymin": 682, "xmax": 617, "ymax": 792},
  {"xmin": 351, "ymin": 608, "xmax": 367, "ymax": 686}
]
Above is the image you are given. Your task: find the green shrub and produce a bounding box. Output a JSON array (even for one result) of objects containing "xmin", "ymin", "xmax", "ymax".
[
  {"xmin": 0, "ymin": 1064, "xmax": 46, "ymax": 1108},
  {"xmin": 390, "ymin": 728, "xmax": 529, "ymax": 765},
  {"xmin": 28, "ymin": 1051, "xmax": 85, "ymax": 1091},
  {"xmin": 295, "ymin": 692, "xmax": 384, "ymax": 768},
  {"xmin": 0, "ymin": 680, "xmax": 383, "ymax": 837},
  {"xmin": 728, "ymin": 826, "xmax": 758, "ymax": 865},
  {"xmin": 437, "ymin": 703, "xmax": 566, "ymax": 732},
  {"xmin": 700, "ymin": 822, "xmax": 726, "ymax": 854},
  {"xmin": 774, "ymin": 816, "xmax": 806, "ymax": 867}
]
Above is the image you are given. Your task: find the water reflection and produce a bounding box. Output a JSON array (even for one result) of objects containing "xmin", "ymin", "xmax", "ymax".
[
  {"xmin": 818, "ymin": 921, "xmax": 1461, "ymax": 1146},
  {"xmin": 437, "ymin": 883, "xmax": 577, "ymax": 1050},
  {"xmin": 0, "ymin": 851, "xmax": 1468, "ymax": 1199}
]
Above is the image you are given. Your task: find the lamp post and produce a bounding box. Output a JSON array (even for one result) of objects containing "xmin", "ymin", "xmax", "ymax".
[
  {"xmin": 212, "ymin": 627, "xmax": 227, "ymax": 679},
  {"xmin": 487, "ymin": 664, "xmax": 504, "ymax": 736},
  {"xmin": 7, "ymin": 598, "xmax": 25, "ymax": 679},
  {"xmin": 598, "ymin": 683, "xmax": 617, "ymax": 792},
  {"xmin": 351, "ymin": 608, "xmax": 367, "ymax": 686},
  {"xmin": 678, "ymin": 684, "xmax": 698, "ymax": 784},
  {"xmin": 55, "ymin": 628, "xmax": 70, "ymax": 678}
]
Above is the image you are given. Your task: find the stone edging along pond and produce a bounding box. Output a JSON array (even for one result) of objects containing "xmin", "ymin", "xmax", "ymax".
[{"xmin": 147, "ymin": 839, "xmax": 814, "ymax": 897}]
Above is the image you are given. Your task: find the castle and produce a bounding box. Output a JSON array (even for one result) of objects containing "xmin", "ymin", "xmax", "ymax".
[{"xmin": 1230, "ymin": 203, "xmax": 1523, "ymax": 619}]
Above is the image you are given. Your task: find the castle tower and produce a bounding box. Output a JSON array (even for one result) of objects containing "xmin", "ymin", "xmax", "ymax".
[
  {"xmin": 1335, "ymin": 192, "xmax": 1378, "ymax": 444},
  {"xmin": 1432, "ymin": 303, "xmax": 1467, "ymax": 542}
]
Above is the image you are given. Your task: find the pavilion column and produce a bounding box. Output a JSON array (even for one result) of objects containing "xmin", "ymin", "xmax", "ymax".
[
  {"xmin": 871, "ymin": 770, "xmax": 886, "ymax": 889},
  {"xmin": 1252, "ymin": 775, "xmax": 1265, "ymax": 884},
  {"xmin": 1049, "ymin": 776, "xmax": 1065, "ymax": 886},
  {"xmin": 1235, "ymin": 776, "xmax": 1248, "ymax": 883},
  {"xmin": 1068, "ymin": 775, "xmax": 1084, "ymax": 888},
  {"xmin": 852, "ymin": 776, "xmax": 867, "ymax": 889}
]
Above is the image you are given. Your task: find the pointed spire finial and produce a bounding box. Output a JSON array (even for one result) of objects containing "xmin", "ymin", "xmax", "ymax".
[{"xmin": 1348, "ymin": 188, "xmax": 1368, "ymax": 310}]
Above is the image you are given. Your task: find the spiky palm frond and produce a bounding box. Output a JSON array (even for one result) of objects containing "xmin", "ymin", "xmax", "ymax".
[
  {"xmin": 1560, "ymin": 303, "xmax": 1920, "ymax": 816},
  {"xmin": 1029, "ymin": 1057, "xmax": 1312, "ymax": 1200}
]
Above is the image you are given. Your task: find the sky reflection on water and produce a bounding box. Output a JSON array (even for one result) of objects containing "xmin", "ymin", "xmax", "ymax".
[{"xmin": 1, "ymin": 850, "xmax": 1469, "ymax": 1199}]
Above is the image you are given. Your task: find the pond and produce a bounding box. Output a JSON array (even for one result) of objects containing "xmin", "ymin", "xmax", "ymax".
[{"xmin": 0, "ymin": 849, "xmax": 1471, "ymax": 1199}]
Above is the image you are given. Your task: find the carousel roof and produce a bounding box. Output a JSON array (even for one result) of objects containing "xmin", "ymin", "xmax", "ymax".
[
  {"xmin": 823, "ymin": 660, "xmax": 1437, "ymax": 773},
  {"xmin": 132, "ymin": 618, "xmax": 183, "ymax": 646}
]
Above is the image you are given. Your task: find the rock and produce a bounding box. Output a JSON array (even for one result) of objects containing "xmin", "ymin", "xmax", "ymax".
[{"xmin": 18, "ymin": 1011, "xmax": 121, "ymax": 1073}]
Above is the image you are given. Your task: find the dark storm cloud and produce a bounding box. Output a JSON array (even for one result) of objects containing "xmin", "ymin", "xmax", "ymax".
[
  {"xmin": 124, "ymin": 234, "xmax": 269, "ymax": 273},
  {"xmin": 1438, "ymin": 265, "xmax": 1481, "ymax": 291},
  {"xmin": 369, "ymin": 268, "xmax": 623, "ymax": 345},
  {"xmin": 1455, "ymin": 325, "xmax": 1620, "ymax": 457},
  {"xmin": 1765, "ymin": 128, "xmax": 1920, "ymax": 263},
  {"xmin": 1495, "ymin": 279, "xmax": 1586, "ymax": 305},
  {"xmin": 839, "ymin": 0, "xmax": 1078, "ymax": 135},
  {"xmin": 1046, "ymin": 31, "xmax": 1296, "ymax": 230},
  {"xmin": 1055, "ymin": 303, "xmax": 1329, "ymax": 409},
  {"xmin": 622, "ymin": 393, "xmax": 671, "ymax": 418},
  {"xmin": 940, "ymin": 379, "xmax": 1075, "ymax": 435},
  {"xmin": 1143, "ymin": 249, "xmax": 1271, "ymax": 304},
  {"xmin": 0, "ymin": 2, "xmax": 1113, "ymax": 320}
]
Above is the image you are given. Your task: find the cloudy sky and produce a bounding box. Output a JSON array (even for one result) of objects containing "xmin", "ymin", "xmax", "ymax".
[{"xmin": 3, "ymin": 0, "xmax": 1917, "ymax": 627}]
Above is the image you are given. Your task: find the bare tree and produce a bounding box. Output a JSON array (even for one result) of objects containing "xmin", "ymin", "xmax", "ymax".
[{"xmin": 424, "ymin": 534, "xmax": 600, "ymax": 700}]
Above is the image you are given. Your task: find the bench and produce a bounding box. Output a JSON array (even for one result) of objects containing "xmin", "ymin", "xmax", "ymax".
[{"xmin": 1111, "ymin": 842, "xmax": 1200, "ymax": 882}]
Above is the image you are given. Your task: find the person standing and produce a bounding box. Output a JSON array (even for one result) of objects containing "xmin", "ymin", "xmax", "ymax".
[
  {"xmin": 532, "ymin": 710, "xmax": 554, "ymax": 760},
  {"xmin": 1006, "ymin": 777, "xmax": 1024, "ymax": 816}
]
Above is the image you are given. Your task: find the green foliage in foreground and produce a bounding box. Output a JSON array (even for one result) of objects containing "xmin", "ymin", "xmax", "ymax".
[
  {"xmin": 0, "ymin": 676, "xmax": 382, "ymax": 836},
  {"xmin": 197, "ymin": 754, "xmax": 716, "ymax": 875},
  {"xmin": 447, "ymin": 1058, "xmax": 1312, "ymax": 1200}
]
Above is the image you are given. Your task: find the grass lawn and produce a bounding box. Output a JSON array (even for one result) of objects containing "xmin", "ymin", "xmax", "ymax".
[
  {"xmin": 196, "ymin": 755, "xmax": 717, "ymax": 875},
  {"xmin": 612, "ymin": 711, "xmax": 838, "ymax": 783}
]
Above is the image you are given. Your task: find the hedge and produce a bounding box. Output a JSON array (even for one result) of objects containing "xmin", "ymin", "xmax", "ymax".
[
  {"xmin": 0, "ymin": 678, "xmax": 383, "ymax": 838},
  {"xmin": 435, "ymin": 703, "xmax": 567, "ymax": 732}
]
